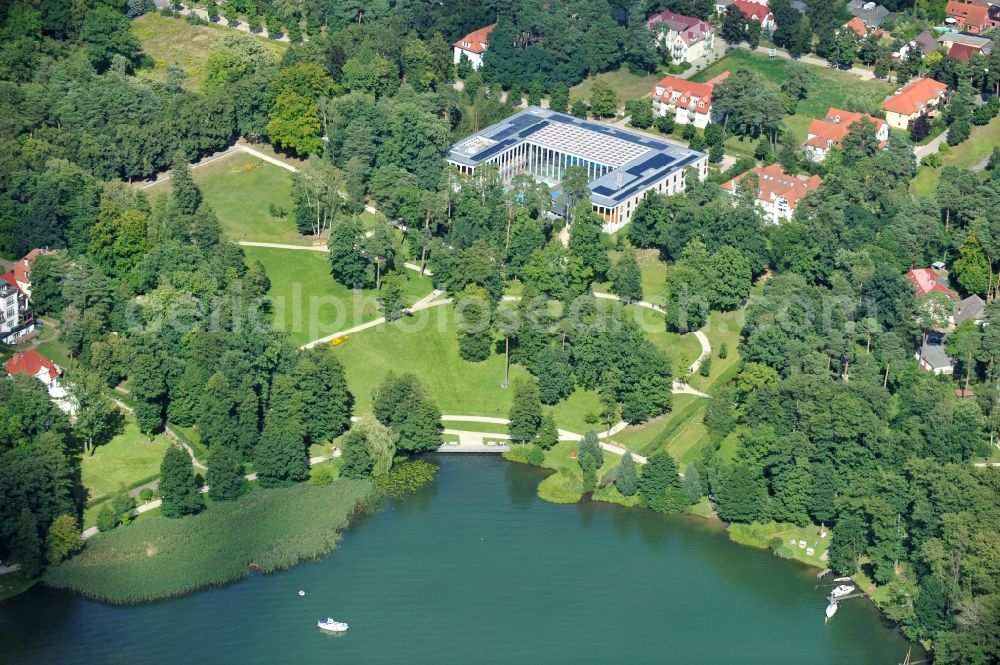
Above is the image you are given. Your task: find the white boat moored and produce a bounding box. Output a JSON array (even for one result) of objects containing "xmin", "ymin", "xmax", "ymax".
[
  {"xmin": 825, "ymin": 602, "xmax": 838, "ymax": 619},
  {"xmin": 318, "ymin": 618, "xmax": 349, "ymax": 632},
  {"xmin": 830, "ymin": 584, "xmax": 855, "ymax": 598}
]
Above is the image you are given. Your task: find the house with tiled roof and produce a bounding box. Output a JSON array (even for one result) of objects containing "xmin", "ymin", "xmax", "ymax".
[
  {"xmin": 731, "ymin": 0, "xmax": 775, "ymax": 30},
  {"xmin": 844, "ymin": 16, "xmax": 870, "ymax": 37},
  {"xmin": 651, "ymin": 71, "xmax": 729, "ymax": 129},
  {"xmin": 10, "ymin": 248, "xmax": 53, "ymax": 298},
  {"xmin": 721, "ymin": 163, "xmax": 822, "ymax": 223},
  {"xmin": 906, "ymin": 267, "xmax": 958, "ymax": 300},
  {"xmin": 6, "ymin": 350, "xmax": 60, "ymax": 386},
  {"xmin": 804, "ymin": 108, "xmax": 889, "ymax": 161},
  {"xmin": 846, "ymin": 0, "xmax": 894, "ymax": 29},
  {"xmin": 453, "ymin": 24, "xmax": 496, "ymax": 70},
  {"xmin": 946, "ymin": 0, "xmax": 991, "ymax": 33},
  {"xmin": 882, "ymin": 77, "xmax": 948, "ymax": 130},
  {"xmin": 646, "ymin": 11, "xmax": 715, "ymax": 64}
]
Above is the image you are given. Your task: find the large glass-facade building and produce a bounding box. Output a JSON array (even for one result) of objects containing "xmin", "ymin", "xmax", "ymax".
[{"xmin": 446, "ymin": 107, "xmax": 708, "ymax": 232}]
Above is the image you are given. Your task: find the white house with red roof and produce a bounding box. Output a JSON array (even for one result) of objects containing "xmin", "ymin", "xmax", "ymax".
[
  {"xmin": 453, "ymin": 24, "xmax": 496, "ymax": 70},
  {"xmin": 731, "ymin": 0, "xmax": 776, "ymax": 30},
  {"xmin": 5, "ymin": 349, "xmax": 74, "ymax": 412},
  {"xmin": 651, "ymin": 71, "xmax": 729, "ymax": 129},
  {"xmin": 646, "ymin": 11, "xmax": 715, "ymax": 64},
  {"xmin": 804, "ymin": 108, "xmax": 889, "ymax": 162},
  {"xmin": 721, "ymin": 163, "xmax": 822, "ymax": 223},
  {"xmin": 882, "ymin": 77, "xmax": 948, "ymax": 130}
]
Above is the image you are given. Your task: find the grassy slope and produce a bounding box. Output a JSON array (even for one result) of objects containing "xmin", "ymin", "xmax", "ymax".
[
  {"xmin": 691, "ymin": 50, "xmax": 894, "ymax": 143},
  {"xmin": 570, "ymin": 67, "xmax": 662, "ymax": 105},
  {"xmin": 910, "ymin": 115, "xmax": 1000, "ymax": 197},
  {"xmin": 242, "ymin": 246, "xmax": 433, "ymax": 347},
  {"xmin": 46, "ymin": 479, "xmax": 375, "ymax": 604},
  {"xmin": 132, "ymin": 13, "xmax": 286, "ymax": 91},
  {"xmin": 81, "ymin": 416, "xmax": 171, "ymax": 504}
]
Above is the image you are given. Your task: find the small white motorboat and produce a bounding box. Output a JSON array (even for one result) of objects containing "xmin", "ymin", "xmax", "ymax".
[
  {"xmin": 831, "ymin": 584, "xmax": 856, "ymax": 598},
  {"xmin": 317, "ymin": 618, "xmax": 349, "ymax": 633},
  {"xmin": 834, "ymin": 576, "xmax": 852, "ymax": 583},
  {"xmin": 825, "ymin": 602, "xmax": 838, "ymax": 619},
  {"xmin": 298, "ymin": 590, "xmax": 305, "ymax": 597}
]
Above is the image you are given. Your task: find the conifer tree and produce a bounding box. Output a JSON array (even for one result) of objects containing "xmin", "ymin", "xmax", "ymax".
[
  {"xmin": 615, "ymin": 452, "xmax": 638, "ymax": 496},
  {"xmin": 536, "ymin": 413, "xmax": 559, "ymax": 450},
  {"xmin": 159, "ymin": 446, "xmax": 204, "ymax": 518},
  {"xmin": 373, "ymin": 374, "xmax": 442, "ymax": 453},
  {"xmin": 235, "ymin": 377, "xmax": 260, "ymax": 458},
  {"xmin": 638, "ymin": 451, "xmax": 687, "ymax": 513},
  {"xmin": 534, "ymin": 346, "xmax": 574, "ymax": 404},
  {"xmin": 682, "ymin": 463, "xmax": 702, "ymax": 503},
  {"xmin": 197, "ymin": 373, "xmax": 237, "ymax": 448},
  {"xmin": 568, "ymin": 203, "xmax": 610, "ymax": 279},
  {"xmin": 11, "ymin": 508, "xmax": 43, "ymax": 577},
  {"xmin": 609, "ymin": 248, "xmax": 642, "ymax": 303},
  {"xmin": 581, "ymin": 452, "xmax": 597, "ymax": 493},
  {"xmin": 207, "ymin": 444, "xmax": 245, "ymax": 501},
  {"xmin": 169, "ymin": 150, "xmax": 200, "ymax": 217},
  {"xmin": 455, "ymin": 284, "xmax": 493, "ymax": 362},
  {"xmin": 292, "ymin": 349, "xmax": 354, "ymax": 445},
  {"xmin": 253, "ymin": 413, "xmax": 309, "ymax": 487},
  {"xmin": 46, "ymin": 514, "xmax": 83, "ymax": 564},
  {"xmin": 508, "ymin": 379, "xmax": 543, "ymax": 443},
  {"xmin": 578, "ymin": 430, "xmax": 604, "ymax": 467}
]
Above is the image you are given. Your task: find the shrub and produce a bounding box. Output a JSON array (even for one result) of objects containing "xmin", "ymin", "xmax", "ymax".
[
  {"xmin": 699, "ymin": 355, "xmax": 712, "ymax": 377},
  {"xmin": 95, "ymin": 505, "xmax": 117, "ymax": 532},
  {"xmin": 373, "ymin": 460, "xmax": 438, "ymax": 498},
  {"xmin": 921, "ymin": 153, "xmax": 942, "ymax": 168},
  {"xmin": 139, "ymin": 488, "xmax": 154, "ymax": 502},
  {"xmin": 718, "ymin": 343, "xmax": 728, "ymax": 359},
  {"xmin": 524, "ymin": 445, "xmax": 545, "ymax": 466},
  {"xmin": 310, "ymin": 464, "xmax": 337, "ymax": 487}
]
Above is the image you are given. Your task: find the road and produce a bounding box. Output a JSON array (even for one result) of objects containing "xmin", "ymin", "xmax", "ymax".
[
  {"xmin": 749, "ymin": 44, "xmax": 877, "ymax": 81},
  {"xmin": 913, "ymin": 130, "xmax": 949, "ymax": 160}
]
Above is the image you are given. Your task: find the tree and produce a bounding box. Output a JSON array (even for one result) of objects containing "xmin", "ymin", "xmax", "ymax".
[
  {"xmin": 682, "ymin": 463, "xmax": 702, "ymax": 503},
  {"xmin": 578, "ymin": 430, "xmax": 604, "ymax": 468},
  {"xmin": 615, "ymin": 452, "xmax": 638, "ymax": 496},
  {"xmin": 714, "ymin": 462, "xmax": 768, "ymax": 522},
  {"xmin": 378, "ymin": 273, "xmax": 407, "ymax": 321},
  {"xmin": 253, "ymin": 413, "xmax": 308, "ymax": 487},
  {"xmin": 536, "ymin": 414, "xmax": 559, "ymax": 450},
  {"xmin": 581, "ymin": 450, "xmax": 598, "ymax": 493},
  {"xmin": 589, "ymin": 80, "xmax": 618, "ymax": 119},
  {"xmin": 720, "ymin": 7, "xmax": 747, "ymax": 44},
  {"xmin": 948, "ymin": 320, "xmax": 982, "ymax": 391},
  {"xmin": 339, "ymin": 416, "xmax": 396, "ymax": 478},
  {"xmin": 953, "ymin": 230, "xmax": 990, "ymax": 296},
  {"xmin": 207, "ymin": 444, "xmax": 245, "ymax": 501},
  {"xmin": 291, "ymin": 159, "xmax": 343, "ymax": 236},
  {"xmin": 571, "ymin": 98, "xmax": 588, "ymax": 119},
  {"xmin": 508, "ymin": 379, "xmax": 543, "ymax": 443},
  {"xmin": 46, "ymin": 514, "xmax": 82, "ymax": 564},
  {"xmin": 638, "ymin": 451, "xmax": 687, "ymax": 513},
  {"xmin": 130, "ymin": 353, "xmax": 167, "ymax": 436},
  {"xmin": 196, "ymin": 373, "xmax": 238, "ymax": 449},
  {"xmin": 81, "ymin": 6, "xmax": 140, "ymax": 72},
  {"xmin": 71, "ymin": 373, "xmax": 121, "ymax": 455},
  {"xmin": 568, "ymin": 203, "xmax": 609, "ymax": 278},
  {"xmin": 372, "ymin": 373, "xmax": 442, "ymax": 453},
  {"xmin": 267, "ymin": 90, "xmax": 321, "ymax": 156},
  {"xmin": 550, "ymin": 83, "xmax": 569, "ymax": 113},
  {"xmin": 910, "ymin": 114, "xmax": 931, "ymax": 143},
  {"xmin": 533, "ymin": 346, "xmax": 574, "ymax": 404},
  {"xmin": 829, "ymin": 511, "xmax": 866, "ymax": 575},
  {"xmin": 10, "ymin": 508, "xmax": 43, "ymax": 577},
  {"xmin": 365, "ymin": 221, "xmax": 396, "ymax": 290},
  {"xmin": 169, "ymin": 150, "xmax": 201, "ymax": 217},
  {"xmin": 609, "ymin": 248, "xmax": 642, "ymax": 303},
  {"xmin": 455, "ymin": 284, "xmax": 493, "ymax": 362},
  {"xmin": 159, "ymin": 446, "xmax": 204, "ymax": 518},
  {"xmin": 328, "ymin": 216, "xmax": 370, "ymax": 287}
]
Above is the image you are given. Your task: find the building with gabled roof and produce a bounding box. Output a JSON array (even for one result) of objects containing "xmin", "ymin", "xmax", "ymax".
[
  {"xmin": 906, "ymin": 267, "xmax": 957, "ymax": 300},
  {"xmin": 0, "ymin": 279, "xmax": 32, "ymax": 345},
  {"xmin": 804, "ymin": 108, "xmax": 889, "ymax": 162},
  {"xmin": 945, "ymin": 0, "xmax": 991, "ymax": 33},
  {"xmin": 446, "ymin": 107, "xmax": 708, "ymax": 233},
  {"xmin": 846, "ymin": 0, "xmax": 894, "ymax": 28},
  {"xmin": 721, "ymin": 163, "xmax": 822, "ymax": 223},
  {"xmin": 651, "ymin": 71, "xmax": 729, "ymax": 129},
  {"xmin": 882, "ymin": 77, "xmax": 948, "ymax": 130},
  {"xmin": 453, "ymin": 24, "xmax": 496, "ymax": 70},
  {"xmin": 844, "ymin": 16, "xmax": 870, "ymax": 37},
  {"xmin": 10, "ymin": 248, "xmax": 54, "ymax": 297},
  {"xmin": 646, "ymin": 11, "xmax": 716, "ymax": 64},
  {"xmin": 6, "ymin": 349, "xmax": 60, "ymax": 386},
  {"xmin": 731, "ymin": 0, "xmax": 775, "ymax": 29}
]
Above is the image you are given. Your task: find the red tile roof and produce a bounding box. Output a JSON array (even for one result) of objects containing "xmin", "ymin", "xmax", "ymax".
[
  {"xmin": 732, "ymin": 0, "xmax": 773, "ymax": 23},
  {"xmin": 947, "ymin": 42, "xmax": 979, "ymax": 61},
  {"xmin": 905, "ymin": 268, "xmax": 957, "ymax": 299},
  {"xmin": 645, "ymin": 11, "xmax": 713, "ymax": 45},
  {"xmin": 946, "ymin": 1, "xmax": 990, "ymax": 28},
  {"xmin": 5, "ymin": 350, "xmax": 60, "ymax": 380},
  {"xmin": 454, "ymin": 24, "xmax": 496, "ymax": 55},
  {"xmin": 0, "ymin": 272, "xmax": 18, "ymax": 293},
  {"xmin": 13, "ymin": 248, "xmax": 52, "ymax": 287},
  {"xmin": 882, "ymin": 78, "xmax": 947, "ymax": 116},
  {"xmin": 721, "ymin": 163, "xmax": 822, "ymax": 210},
  {"xmin": 652, "ymin": 71, "xmax": 729, "ymax": 112},
  {"xmin": 805, "ymin": 108, "xmax": 887, "ymax": 150},
  {"xmin": 844, "ymin": 16, "xmax": 868, "ymax": 37}
]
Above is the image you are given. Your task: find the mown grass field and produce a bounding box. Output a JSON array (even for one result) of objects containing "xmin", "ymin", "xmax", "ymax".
[
  {"xmin": 242, "ymin": 246, "xmax": 434, "ymax": 347},
  {"xmin": 692, "ymin": 50, "xmax": 894, "ymax": 143},
  {"xmin": 570, "ymin": 67, "xmax": 663, "ymax": 106},
  {"xmin": 46, "ymin": 479, "xmax": 375, "ymax": 604},
  {"xmin": 594, "ymin": 247, "xmax": 670, "ymax": 305},
  {"xmin": 910, "ymin": 115, "xmax": 1000, "ymax": 197},
  {"xmin": 132, "ymin": 13, "xmax": 286, "ymax": 91},
  {"xmin": 728, "ymin": 521, "xmax": 832, "ymax": 569},
  {"xmin": 81, "ymin": 415, "xmax": 171, "ymax": 504}
]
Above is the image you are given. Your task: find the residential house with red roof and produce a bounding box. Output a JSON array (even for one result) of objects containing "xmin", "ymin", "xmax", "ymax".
[
  {"xmin": 906, "ymin": 267, "xmax": 958, "ymax": 300},
  {"xmin": 882, "ymin": 77, "xmax": 948, "ymax": 130},
  {"xmin": 804, "ymin": 108, "xmax": 889, "ymax": 162},
  {"xmin": 646, "ymin": 11, "xmax": 715, "ymax": 64},
  {"xmin": 651, "ymin": 71, "xmax": 729, "ymax": 129},
  {"xmin": 453, "ymin": 24, "xmax": 496, "ymax": 70},
  {"xmin": 945, "ymin": 0, "xmax": 991, "ymax": 33},
  {"xmin": 6, "ymin": 349, "xmax": 60, "ymax": 387},
  {"xmin": 844, "ymin": 16, "xmax": 870, "ymax": 37},
  {"xmin": 721, "ymin": 163, "xmax": 822, "ymax": 223},
  {"xmin": 731, "ymin": 0, "xmax": 775, "ymax": 29},
  {"xmin": 10, "ymin": 248, "xmax": 53, "ymax": 298}
]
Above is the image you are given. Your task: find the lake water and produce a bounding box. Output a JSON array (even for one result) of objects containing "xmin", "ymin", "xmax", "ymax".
[{"xmin": 1, "ymin": 455, "xmax": 917, "ymax": 665}]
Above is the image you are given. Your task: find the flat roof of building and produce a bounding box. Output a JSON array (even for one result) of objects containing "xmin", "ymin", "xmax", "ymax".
[{"xmin": 447, "ymin": 107, "xmax": 705, "ymax": 208}]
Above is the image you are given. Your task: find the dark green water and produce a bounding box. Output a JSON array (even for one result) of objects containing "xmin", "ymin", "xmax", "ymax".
[{"xmin": 2, "ymin": 456, "xmax": 916, "ymax": 664}]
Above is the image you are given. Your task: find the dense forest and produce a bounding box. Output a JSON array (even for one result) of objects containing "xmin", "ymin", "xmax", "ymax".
[{"xmin": 2, "ymin": 0, "xmax": 1000, "ymax": 660}]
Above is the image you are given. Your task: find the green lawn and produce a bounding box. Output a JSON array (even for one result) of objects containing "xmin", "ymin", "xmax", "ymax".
[
  {"xmin": 596, "ymin": 247, "xmax": 669, "ymax": 305},
  {"xmin": 692, "ymin": 50, "xmax": 894, "ymax": 143},
  {"xmin": 81, "ymin": 415, "xmax": 171, "ymax": 504},
  {"xmin": 146, "ymin": 152, "xmax": 306, "ymax": 245},
  {"xmin": 132, "ymin": 13, "xmax": 286, "ymax": 91},
  {"xmin": 728, "ymin": 521, "xmax": 832, "ymax": 569},
  {"xmin": 34, "ymin": 338, "xmax": 79, "ymax": 377},
  {"xmin": 569, "ymin": 67, "xmax": 662, "ymax": 106},
  {"xmin": 910, "ymin": 115, "xmax": 1000, "ymax": 197},
  {"xmin": 242, "ymin": 246, "xmax": 434, "ymax": 347}
]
